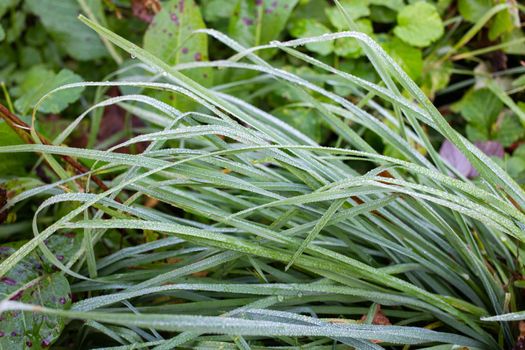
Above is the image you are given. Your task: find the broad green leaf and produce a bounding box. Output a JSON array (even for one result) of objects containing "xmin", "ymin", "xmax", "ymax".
[
  {"xmin": 452, "ymin": 88, "xmax": 503, "ymax": 141},
  {"xmin": 19, "ymin": 46, "xmax": 42, "ymax": 68},
  {"xmin": 334, "ymin": 19, "xmax": 373, "ymax": 58},
  {"xmin": 144, "ymin": 0, "xmax": 212, "ymax": 86},
  {"xmin": 0, "ymin": 0, "xmax": 19, "ymax": 18},
  {"xmin": 369, "ymin": 4, "xmax": 397, "ymax": 23},
  {"xmin": 452, "ymin": 88, "xmax": 503, "ymax": 124},
  {"xmin": 488, "ymin": 6, "xmax": 518, "ymax": 41},
  {"xmin": 14, "ymin": 66, "xmax": 84, "ymax": 115},
  {"xmin": 43, "ymin": 232, "xmax": 83, "ymax": 267},
  {"xmin": 325, "ymin": 0, "xmax": 369, "ymax": 27},
  {"xmin": 369, "ymin": 0, "xmax": 403, "ymax": 10},
  {"xmin": 202, "ymin": 0, "xmax": 236, "ymax": 22},
  {"xmin": 458, "ymin": 0, "xmax": 492, "ymax": 23},
  {"xmin": 506, "ymin": 155, "xmax": 525, "ymax": 179},
  {"xmin": 494, "ymin": 113, "xmax": 524, "ymax": 147},
  {"xmin": 503, "ymin": 29, "xmax": 525, "ymax": 55},
  {"xmin": 0, "ymin": 24, "xmax": 4, "ymax": 42},
  {"xmin": 421, "ymin": 59, "xmax": 452, "ymax": 99},
  {"xmin": 0, "ymin": 273, "xmax": 70, "ymax": 349},
  {"xmin": 144, "ymin": 0, "xmax": 207, "ymax": 66},
  {"xmin": 5, "ymin": 10, "xmax": 24, "ymax": 43},
  {"xmin": 272, "ymin": 107, "xmax": 327, "ymax": 143},
  {"xmin": 436, "ymin": 0, "xmax": 453, "ymax": 14},
  {"xmin": 393, "ymin": 2, "xmax": 444, "ymax": 47},
  {"xmin": 289, "ymin": 18, "xmax": 333, "ymax": 56},
  {"xmin": 0, "ymin": 122, "xmax": 34, "ymax": 176},
  {"xmin": 25, "ymin": 0, "xmax": 107, "ymax": 60},
  {"xmin": 0, "ymin": 247, "xmax": 41, "ymax": 299},
  {"xmin": 381, "ymin": 36, "xmax": 422, "ymax": 81},
  {"xmin": 229, "ymin": 0, "xmax": 298, "ymax": 50}
]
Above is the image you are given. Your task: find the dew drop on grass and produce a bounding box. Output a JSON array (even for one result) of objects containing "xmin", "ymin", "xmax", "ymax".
[{"xmin": 277, "ymin": 295, "xmax": 284, "ymax": 302}]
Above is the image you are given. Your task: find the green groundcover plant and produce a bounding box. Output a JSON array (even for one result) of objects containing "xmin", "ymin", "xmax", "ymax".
[{"xmin": 1, "ymin": 1, "xmax": 525, "ymax": 349}]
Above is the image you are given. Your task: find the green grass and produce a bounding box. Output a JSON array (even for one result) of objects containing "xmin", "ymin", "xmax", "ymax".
[{"xmin": 0, "ymin": 12, "xmax": 524, "ymax": 349}]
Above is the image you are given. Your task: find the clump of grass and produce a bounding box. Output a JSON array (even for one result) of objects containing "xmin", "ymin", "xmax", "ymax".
[{"xmin": 0, "ymin": 12, "xmax": 524, "ymax": 350}]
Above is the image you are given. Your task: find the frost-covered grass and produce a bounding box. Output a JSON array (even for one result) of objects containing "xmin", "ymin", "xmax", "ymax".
[{"xmin": 1, "ymin": 9, "xmax": 524, "ymax": 349}]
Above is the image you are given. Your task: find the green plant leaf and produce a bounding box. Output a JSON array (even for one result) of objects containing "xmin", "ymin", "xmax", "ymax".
[
  {"xmin": 144, "ymin": 0, "xmax": 207, "ymax": 67},
  {"xmin": 325, "ymin": 0, "xmax": 369, "ymax": 28},
  {"xmin": 369, "ymin": 0, "xmax": 403, "ymax": 11},
  {"xmin": 289, "ymin": 18, "xmax": 333, "ymax": 56},
  {"xmin": 458, "ymin": 0, "xmax": 492, "ymax": 23},
  {"xmin": 393, "ymin": 2, "xmax": 444, "ymax": 47},
  {"xmin": 144, "ymin": 0, "xmax": 212, "ymax": 90},
  {"xmin": 452, "ymin": 88, "xmax": 503, "ymax": 140},
  {"xmin": 5, "ymin": 10, "xmax": 24, "ymax": 43},
  {"xmin": 488, "ymin": 6, "xmax": 518, "ymax": 41},
  {"xmin": 503, "ymin": 29, "xmax": 525, "ymax": 55},
  {"xmin": 0, "ymin": 272, "xmax": 71, "ymax": 349},
  {"xmin": 421, "ymin": 59, "xmax": 452, "ymax": 99},
  {"xmin": 202, "ymin": 0, "xmax": 236, "ymax": 22},
  {"xmin": 14, "ymin": 66, "xmax": 84, "ymax": 115},
  {"xmin": 381, "ymin": 36, "xmax": 422, "ymax": 81},
  {"xmin": 25, "ymin": 0, "xmax": 107, "ymax": 60},
  {"xmin": 0, "ymin": 122, "xmax": 34, "ymax": 176},
  {"xmin": 272, "ymin": 107, "xmax": 327, "ymax": 143},
  {"xmin": 334, "ymin": 19, "xmax": 373, "ymax": 58},
  {"xmin": 0, "ymin": 0, "xmax": 19, "ymax": 18},
  {"xmin": 0, "ymin": 24, "xmax": 4, "ymax": 42},
  {"xmin": 494, "ymin": 113, "xmax": 524, "ymax": 147},
  {"xmin": 43, "ymin": 232, "xmax": 83, "ymax": 267},
  {"xmin": 229, "ymin": 0, "xmax": 298, "ymax": 50},
  {"xmin": 0, "ymin": 236, "xmax": 80, "ymax": 347},
  {"xmin": 0, "ymin": 247, "xmax": 41, "ymax": 299},
  {"xmin": 369, "ymin": 4, "xmax": 397, "ymax": 23}
]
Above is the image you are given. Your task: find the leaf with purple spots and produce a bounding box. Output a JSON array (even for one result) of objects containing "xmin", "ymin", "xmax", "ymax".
[
  {"xmin": 0, "ymin": 273, "xmax": 70, "ymax": 349},
  {"xmin": 229, "ymin": 0, "xmax": 298, "ymax": 58},
  {"xmin": 143, "ymin": 0, "xmax": 212, "ymax": 86},
  {"xmin": 0, "ymin": 247, "xmax": 41, "ymax": 300},
  {"xmin": 144, "ymin": 0, "xmax": 212, "ymax": 111},
  {"xmin": 42, "ymin": 232, "xmax": 82, "ymax": 268}
]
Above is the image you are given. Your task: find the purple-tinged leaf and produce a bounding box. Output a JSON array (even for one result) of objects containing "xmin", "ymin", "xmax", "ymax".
[
  {"xmin": 439, "ymin": 140, "xmax": 474, "ymax": 177},
  {"xmin": 475, "ymin": 141, "xmax": 505, "ymax": 158},
  {"xmin": 469, "ymin": 141, "xmax": 505, "ymax": 177},
  {"xmin": 439, "ymin": 140, "xmax": 505, "ymax": 178}
]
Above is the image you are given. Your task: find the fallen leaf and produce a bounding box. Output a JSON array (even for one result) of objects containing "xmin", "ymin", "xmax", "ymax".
[
  {"xmin": 359, "ymin": 305, "xmax": 391, "ymax": 343},
  {"xmin": 359, "ymin": 305, "xmax": 391, "ymax": 326}
]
